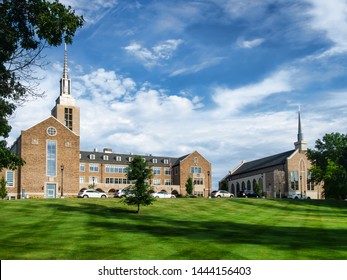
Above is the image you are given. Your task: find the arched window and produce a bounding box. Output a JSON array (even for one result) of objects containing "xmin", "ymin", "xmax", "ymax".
[
  {"xmin": 253, "ymin": 179, "xmax": 257, "ymax": 189},
  {"xmin": 247, "ymin": 180, "xmax": 251, "ymax": 190},
  {"xmin": 236, "ymin": 182, "xmax": 240, "ymax": 192}
]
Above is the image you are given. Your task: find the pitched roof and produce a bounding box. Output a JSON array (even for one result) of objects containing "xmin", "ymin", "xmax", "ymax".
[
  {"xmin": 80, "ymin": 150, "xmax": 178, "ymax": 167},
  {"xmin": 231, "ymin": 150, "xmax": 296, "ymax": 176}
]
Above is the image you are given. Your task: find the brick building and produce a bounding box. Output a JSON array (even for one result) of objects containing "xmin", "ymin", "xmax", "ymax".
[
  {"xmin": 220, "ymin": 111, "xmax": 323, "ymax": 199},
  {"xmin": 1, "ymin": 46, "xmax": 212, "ymax": 198}
]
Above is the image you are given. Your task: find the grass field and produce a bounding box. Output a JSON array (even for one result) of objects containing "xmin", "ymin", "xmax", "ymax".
[{"xmin": 1, "ymin": 198, "xmax": 347, "ymax": 260}]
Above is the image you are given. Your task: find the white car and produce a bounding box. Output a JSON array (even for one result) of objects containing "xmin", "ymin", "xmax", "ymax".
[
  {"xmin": 151, "ymin": 191, "xmax": 176, "ymax": 198},
  {"xmin": 288, "ymin": 193, "xmax": 311, "ymax": 199},
  {"xmin": 211, "ymin": 190, "xmax": 234, "ymax": 198},
  {"xmin": 78, "ymin": 189, "xmax": 108, "ymax": 198}
]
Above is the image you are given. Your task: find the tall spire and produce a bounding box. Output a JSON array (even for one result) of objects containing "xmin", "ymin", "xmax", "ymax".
[
  {"xmin": 297, "ymin": 106, "xmax": 303, "ymax": 142},
  {"xmin": 294, "ymin": 106, "xmax": 307, "ymax": 152},
  {"xmin": 56, "ymin": 43, "xmax": 75, "ymax": 106},
  {"xmin": 63, "ymin": 43, "xmax": 69, "ymax": 80}
]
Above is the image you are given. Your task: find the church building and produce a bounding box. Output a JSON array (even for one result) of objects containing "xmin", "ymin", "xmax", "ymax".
[
  {"xmin": 220, "ymin": 111, "xmax": 323, "ymax": 199},
  {"xmin": 1, "ymin": 46, "xmax": 212, "ymax": 199}
]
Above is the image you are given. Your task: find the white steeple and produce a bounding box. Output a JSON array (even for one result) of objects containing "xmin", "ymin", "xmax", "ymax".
[
  {"xmin": 294, "ymin": 106, "xmax": 307, "ymax": 152},
  {"xmin": 56, "ymin": 43, "xmax": 75, "ymax": 106}
]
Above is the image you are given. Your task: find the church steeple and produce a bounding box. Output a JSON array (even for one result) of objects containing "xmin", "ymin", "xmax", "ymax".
[
  {"xmin": 51, "ymin": 44, "xmax": 80, "ymax": 135},
  {"xmin": 59, "ymin": 43, "xmax": 72, "ymax": 98},
  {"xmin": 294, "ymin": 107, "xmax": 307, "ymax": 152}
]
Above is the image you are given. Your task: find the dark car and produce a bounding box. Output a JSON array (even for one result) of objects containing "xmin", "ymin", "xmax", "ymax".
[{"xmin": 237, "ymin": 190, "xmax": 260, "ymax": 198}]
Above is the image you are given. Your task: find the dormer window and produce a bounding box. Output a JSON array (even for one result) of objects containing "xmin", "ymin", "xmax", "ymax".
[
  {"xmin": 152, "ymin": 158, "xmax": 157, "ymax": 164},
  {"xmin": 116, "ymin": 156, "xmax": 122, "ymax": 161},
  {"xmin": 103, "ymin": 155, "xmax": 109, "ymax": 161},
  {"xmin": 128, "ymin": 157, "xmax": 133, "ymax": 162},
  {"xmin": 164, "ymin": 159, "xmax": 169, "ymax": 164},
  {"xmin": 90, "ymin": 154, "xmax": 95, "ymax": 160}
]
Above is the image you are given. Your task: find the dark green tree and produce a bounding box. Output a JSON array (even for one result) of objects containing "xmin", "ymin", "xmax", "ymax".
[
  {"xmin": 185, "ymin": 176, "xmax": 193, "ymax": 196},
  {"xmin": 219, "ymin": 179, "xmax": 228, "ymax": 191},
  {"xmin": 0, "ymin": 0, "xmax": 84, "ymax": 171},
  {"xmin": 124, "ymin": 156, "xmax": 155, "ymax": 214},
  {"xmin": 0, "ymin": 177, "xmax": 8, "ymax": 199},
  {"xmin": 307, "ymin": 132, "xmax": 347, "ymax": 199}
]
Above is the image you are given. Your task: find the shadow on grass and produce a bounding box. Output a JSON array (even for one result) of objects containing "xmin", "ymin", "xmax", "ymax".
[
  {"xmin": 44, "ymin": 200, "xmax": 347, "ymax": 259},
  {"xmin": 230, "ymin": 198, "xmax": 347, "ymax": 216}
]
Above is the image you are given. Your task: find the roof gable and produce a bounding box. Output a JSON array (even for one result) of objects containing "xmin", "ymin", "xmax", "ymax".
[{"xmin": 231, "ymin": 150, "xmax": 295, "ymax": 175}]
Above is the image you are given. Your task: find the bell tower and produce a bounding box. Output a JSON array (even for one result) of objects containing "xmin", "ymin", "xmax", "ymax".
[{"xmin": 51, "ymin": 44, "xmax": 80, "ymax": 135}]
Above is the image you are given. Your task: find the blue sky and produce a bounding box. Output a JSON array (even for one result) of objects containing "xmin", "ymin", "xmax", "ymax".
[{"xmin": 8, "ymin": 0, "xmax": 347, "ymax": 188}]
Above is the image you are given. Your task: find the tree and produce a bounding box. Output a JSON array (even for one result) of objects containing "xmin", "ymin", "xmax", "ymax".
[
  {"xmin": 124, "ymin": 156, "xmax": 155, "ymax": 214},
  {"xmin": 307, "ymin": 132, "xmax": 347, "ymax": 199},
  {"xmin": 0, "ymin": 177, "xmax": 8, "ymax": 199},
  {"xmin": 219, "ymin": 179, "xmax": 228, "ymax": 191},
  {"xmin": 0, "ymin": 0, "xmax": 84, "ymax": 171},
  {"xmin": 185, "ymin": 177, "xmax": 193, "ymax": 196}
]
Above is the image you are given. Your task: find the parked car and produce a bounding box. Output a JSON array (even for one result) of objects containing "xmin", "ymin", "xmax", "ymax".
[
  {"xmin": 211, "ymin": 190, "xmax": 234, "ymax": 198},
  {"xmin": 288, "ymin": 193, "xmax": 311, "ymax": 199},
  {"xmin": 151, "ymin": 191, "xmax": 176, "ymax": 198},
  {"xmin": 114, "ymin": 189, "xmax": 133, "ymax": 198},
  {"xmin": 237, "ymin": 190, "xmax": 260, "ymax": 198},
  {"xmin": 78, "ymin": 189, "xmax": 108, "ymax": 198}
]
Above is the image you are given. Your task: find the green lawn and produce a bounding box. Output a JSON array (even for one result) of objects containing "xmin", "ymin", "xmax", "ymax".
[{"xmin": 1, "ymin": 198, "xmax": 347, "ymax": 260}]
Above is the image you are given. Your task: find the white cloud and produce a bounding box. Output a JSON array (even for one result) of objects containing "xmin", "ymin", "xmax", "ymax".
[
  {"xmin": 124, "ymin": 39, "xmax": 184, "ymax": 68},
  {"xmin": 60, "ymin": 0, "xmax": 118, "ymax": 24},
  {"xmin": 237, "ymin": 38, "xmax": 266, "ymax": 49},
  {"xmin": 77, "ymin": 68, "xmax": 136, "ymax": 101},
  {"xmin": 305, "ymin": 0, "xmax": 347, "ymax": 56},
  {"xmin": 170, "ymin": 56, "xmax": 225, "ymax": 76},
  {"xmin": 212, "ymin": 69, "xmax": 295, "ymax": 115}
]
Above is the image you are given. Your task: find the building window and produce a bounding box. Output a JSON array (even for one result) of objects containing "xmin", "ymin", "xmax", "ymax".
[
  {"xmin": 64, "ymin": 108, "xmax": 73, "ymax": 130},
  {"xmin": 6, "ymin": 171, "xmax": 14, "ymax": 187},
  {"xmin": 153, "ymin": 179, "xmax": 161, "ymax": 185},
  {"xmin": 307, "ymin": 171, "xmax": 315, "ymax": 191},
  {"xmin": 103, "ymin": 155, "xmax": 109, "ymax": 161},
  {"xmin": 106, "ymin": 178, "xmax": 129, "ymax": 184},
  {"xmin": 153, "ymin": 167, "xmax": 161, "ymax": 175},
  {"xmin": 164, "ymin": 159, "xmax": 169, "ymax": 164},
  {"xmin": 89, "ymin": 154, "xmax": 95, "ymax": 160},
  {"xmin": 194, "ymin": 191, "xmax": 204, "ymax": 197},
  {"xmin": 89, "ymin": 164, "xmax": 99, "ymax": 172},
  {"xmin": 194, "ymin": 157, "xmax": 198, "ymax": 164},
  {"xmin": 164, "ymin": 167, "xmax": 171, "ymax": 176},
  {"xmin": 290, "ymin": 171, "xmax": 299, "ymax": 190},
  {"xmin": 191, "ymin": 167, "xmax": 202, "ymax": 174},
  {"xmin": 80, "ymin": 163, "xmax": 85, "ymax": 172},
  {"xmin": 164, "ymin": 179, "xmax": 172, "ymax": 185},
  {"xmin": 46, "ymin": 140, "xmax": 57, "ymax": 176},
  {"xmin": 194, "ymin": 178, "xmax": 204, "ymax": 185},
  {"xmin": 116, "ymin": 156, "xmax": 122, "ymax": 161},
  {"xmin": 89, "ymin": 177, "xmax": 98, "ymax": 184},
  {"xmin": 105, "ymin": 165, "xmax": 127, "ymax": 173},
  {"xmin": 47, "ymin": 127, "xmax": 57, "ymax": 136},
  {"xmin": 128, "ymin": 157, "xmax": 133, "ymax": 162},
  {"xmin": 79, "ymin": 177, "xmax": 85, "ymax": 184},
  {"xmin": 152, "ymin": 158, "xmax": 157, "ymax": 164}
]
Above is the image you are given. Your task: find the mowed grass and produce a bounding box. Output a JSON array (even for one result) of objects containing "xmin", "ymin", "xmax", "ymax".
[{"xmin": 1, "ymin": 198, "xmax": 347, "ymax": 260}]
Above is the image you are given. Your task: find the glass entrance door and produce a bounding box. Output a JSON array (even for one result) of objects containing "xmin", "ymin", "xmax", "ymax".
[{"xmin": 46, "ymin": 183, "xmax": 56, "ymax": 198}]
